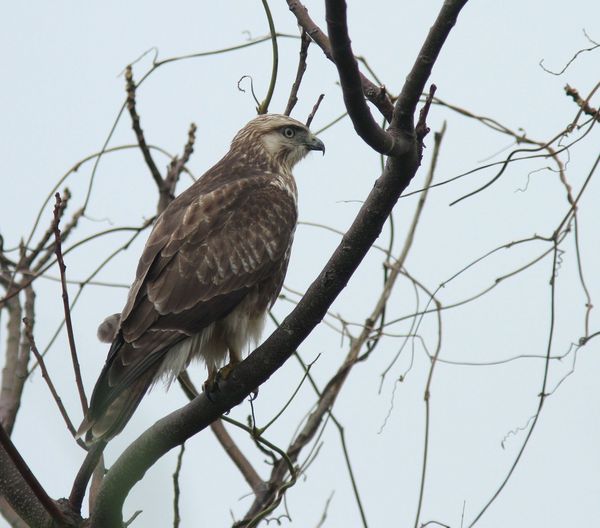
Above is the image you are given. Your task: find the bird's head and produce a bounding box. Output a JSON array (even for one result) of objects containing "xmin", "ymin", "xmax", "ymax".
[{"xmin": 232, "ymin": 114, "xmax": 325, "ymax": 171}]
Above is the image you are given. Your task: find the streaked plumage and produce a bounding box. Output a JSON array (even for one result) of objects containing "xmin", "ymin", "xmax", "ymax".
[{"xmin": 78, "ymin": 114, "xmax": 324, "ymax": 442}]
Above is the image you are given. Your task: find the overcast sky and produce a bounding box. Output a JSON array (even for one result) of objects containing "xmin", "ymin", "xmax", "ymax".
[{"xmin": 2, "ymin": 1, "xmax": 599, "ymax": 527}]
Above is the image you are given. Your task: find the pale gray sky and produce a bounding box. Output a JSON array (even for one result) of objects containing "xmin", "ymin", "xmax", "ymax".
[{"xmin": 2, "ymin": 1, "xmax": 599, "ymax": 527}]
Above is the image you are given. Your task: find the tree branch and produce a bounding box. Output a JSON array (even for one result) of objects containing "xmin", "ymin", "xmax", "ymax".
[
  {"xmin": 125, "ymin": 65, "xmax": 164, "ymax": 190},
  {"xmin": 52, "ymin": 194, "xmax": 88, "ymax": 414},
  {"xmin": 177, "ymin": 372, "xmax": 264, "ymax": 495},
  {"xmin": 392, "ymin": 0, "xmax": 469, "ymax": 130},
  {"xmin": 158, "ymin": 123, "xmax": 197, "ymax": 215},
  {"xmin": 23, "ymin": 317, "xmax": 80, "ymax": 440},
  {"xmin": 325, "ymin": 0, "xmax": 403, "ymax": 156},
  {"xmin": 0, "ymin": 422, "xmax": 72, "ymax": 527},
  {"xmin": 284, "ymin": 29, "xmax": 311, "ymax": 117},
  {"xmin": 286, "ymin": 0, "xmax": 395, "ymax": 122}
]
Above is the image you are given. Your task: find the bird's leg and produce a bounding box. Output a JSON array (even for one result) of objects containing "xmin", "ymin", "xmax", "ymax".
[
  {"xmin": 216, "ymin": 347, "xmax": 242, "ymax": 382},
  {"xmin": 221, "ymin": 346, "xmax": 260, "ymax": 400},
  {"xmin": 203, "ymin": 348, "xmax": 241, "ymax": 400},
  {"xmin": 202, "ymin": 363, "xmax": 220, "ymax": 398}
]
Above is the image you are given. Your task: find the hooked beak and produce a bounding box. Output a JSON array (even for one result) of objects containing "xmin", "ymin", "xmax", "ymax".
[{"xmin": 306, "ymin": 135, "xmax": 325, "ymax": 155}]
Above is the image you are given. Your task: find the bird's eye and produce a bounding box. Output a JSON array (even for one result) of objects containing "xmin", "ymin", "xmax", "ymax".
[{"xmin": 282, "ymin": 127, "xmax": 296, "ymax": 138}]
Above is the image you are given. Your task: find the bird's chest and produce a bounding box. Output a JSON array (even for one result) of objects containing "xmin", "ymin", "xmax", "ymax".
[{"xmin": 269, "ymin": 172, "xmax": 298, "ymax": 207}]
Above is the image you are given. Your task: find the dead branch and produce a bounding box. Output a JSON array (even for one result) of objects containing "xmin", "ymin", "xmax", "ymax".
[
  {"xmin": 125, "ymin": 64, "xmax": 164, "ymax": 189},
  {"xmin": 565, "ymin": 83, "xmax": 600, "ymax": 122},
  {"xmin": 0, "ymin": 422, "xmax": 73, "ymax": 527},
  {"xmin": 305, "ymin": 94, "xmax": 325, "ymax": 128},
  {"xmin": 52, "ymin": 193, "xmax": 88, "ymax": 414},
  {"xmin": 286, "ymin": 0, "xmax": 395, "ymax": 121},
  {"xmin": 177, "ymin": 372, "xmax": 264, "ymax": 495},
  {"xmin": 284, "ymin": 29, "xmax": 311, "ymax": 117},
  {"xmin": 324, "ymin": 0, "xmax": 404, "ymax": 156},
  {"xmin": 158, "ymin": 122, "xmax": 197, "ymax": 214},
  {"xmin": 22, "ymin": 317, "xmax": 80, "ymax": 440}
]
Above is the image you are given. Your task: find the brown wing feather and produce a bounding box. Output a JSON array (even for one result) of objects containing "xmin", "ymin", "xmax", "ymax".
[{"xmin": 87, "ymin": 172, "xmax": 297, "ymax": 422}]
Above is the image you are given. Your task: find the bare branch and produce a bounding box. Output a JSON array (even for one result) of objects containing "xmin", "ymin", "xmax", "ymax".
[
  {"xmin": 0, "ymin": 423, "xmax": 71, "ymax": 527},
  {"xmin": 22, "ymin": 317, "xmax": 80, "ymax": 440},
  {"xmin": 325, "ymin": 0, "xmax": 403, "ymax": 156},
  {"xmin": 257, "ymin": 0, "xmax": 279, "ymax": 115},
  {"xmin": 69, "ymin": 441, "xmax": 106, "ymax": 514},
  {"xmin": 125, "ymin": 64, "xmax": 164, "ymax": 190},
  {"xmin": 392, "ymin": 0, "xmax": 469, "ymax": 130},
  {"xmin": 286, "ymin": 0, "xmax": 395, "ymax": 121},
  {"xmin": 52, "ymin": 193, "xmax": 88, "ymax": 414},
  {"xmin": 306, "ymin": 94, "xmax": 325, "ymax": 128},
  {"xmin": 565, "ymin": 83, "xmax": 600, "ymax": 122},
  {"xmin": 0, "ymin": 294, "xmax": 23, "ymax": 435},
  {"xmin": 158, "ymin": 122, "xmax": 197, "ymax": 214},
  {"xmin": 539, "ymin": 31, "xmax": 600, "ymax": 75},
  {"xmin": 284, "ymin": 30, "xmax": 311, "ymax": 116},
  {"xmin": 177, "ymin": 372, "xmax": 264, "ymax": 495},
  {"xmin": 172, "ymin": 443, "xmax": 185, "ymax": 528}
]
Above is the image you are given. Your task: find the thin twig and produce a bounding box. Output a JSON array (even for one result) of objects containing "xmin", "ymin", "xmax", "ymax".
[
  {"xmin": 22, "ymin": 318, "xmax": 80, "ymax": 440},
  {"xmin": 565, "ymin": 83, "xmax": 600, "ymax": 122},
  {"xmin": 159, "ymin": 122, "xmax": 197, "ymax": 214},
  {"xmin": 177, "ymin": 372, "xmax": 264, "ymax": 495},
  {"xmin": 257, "ymin": 0, "xmax": 278, "ymax": 114},
  {"xmin": 413, "ymin": 297, "xmax": 443, "ymax": 528},
  {"xmin": 306, "ymin": 94, "xmax": 325, "ymax": 128},
  {"xmin": 539, "ymin": 32, "xmax": 600, "ymax": 75},
  {"xmin": 285, "ymin": 0, "xmax": 394, "ymax": 121},
  {"xmin": 52, "ymin": 193, "xmax": 88, "ymax": 413},
  {"xmin": 125, "ymin": 65, "xmax": 164, "ymax": 189},
  {"xmin": 467, "ymin": 242, "xmax": 560, "ymax": 526},
  {"xmin": 172, "ymin": 443, "xmax": 185, "ymax": 528},
  {"xmin": 285, "ymin": 30, "xmax": 311, "ymax": 116}
]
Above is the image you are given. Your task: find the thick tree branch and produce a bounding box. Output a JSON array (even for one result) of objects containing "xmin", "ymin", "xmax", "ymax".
[
  {"xmin": 392, "ymin": 0, "xmax": 469, "ymax": 130},
  {"xmin": 325, "ymin": 0, "xmax": 404, "ymax": 156},
  {"xmin": 0, "ymin": 295, "xmax": 22, "ymax": 435},
  {"xmin": 286, "ymin": 0, "xmax": 395, "ymax": 122},
  {"xmin": 0, "ymin": 423, "xmax": 71, "ymax": 527}
]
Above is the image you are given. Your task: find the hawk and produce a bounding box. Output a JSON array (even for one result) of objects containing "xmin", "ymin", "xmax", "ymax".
[{"xmin": 78, "ymin": 114, "xmax": 324, "ymax": 442}]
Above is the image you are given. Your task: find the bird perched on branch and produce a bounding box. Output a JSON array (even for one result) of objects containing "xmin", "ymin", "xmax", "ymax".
[{"xmin": 77, "ymin": 114, "xmax": 325, "ymax": 442}]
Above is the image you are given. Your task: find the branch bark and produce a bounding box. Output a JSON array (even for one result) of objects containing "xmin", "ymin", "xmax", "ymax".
[{"xmin": 0, "ymin": 423, "xmax": 72, "ymax": 527}]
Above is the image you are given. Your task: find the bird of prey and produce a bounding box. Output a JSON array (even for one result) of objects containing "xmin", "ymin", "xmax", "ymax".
[{"xmin": 77, "ymin": 114, "xmax": 324, "ymax": 442}]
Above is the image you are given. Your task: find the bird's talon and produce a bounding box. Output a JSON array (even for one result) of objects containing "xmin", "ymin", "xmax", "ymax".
[
  {"xmin": 217, "ymin": 361, "xmax": 238, "ymax": 383},
  {"xmin": 202, "ymin": 376, "xmax": 220, "ymax": 402}
]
